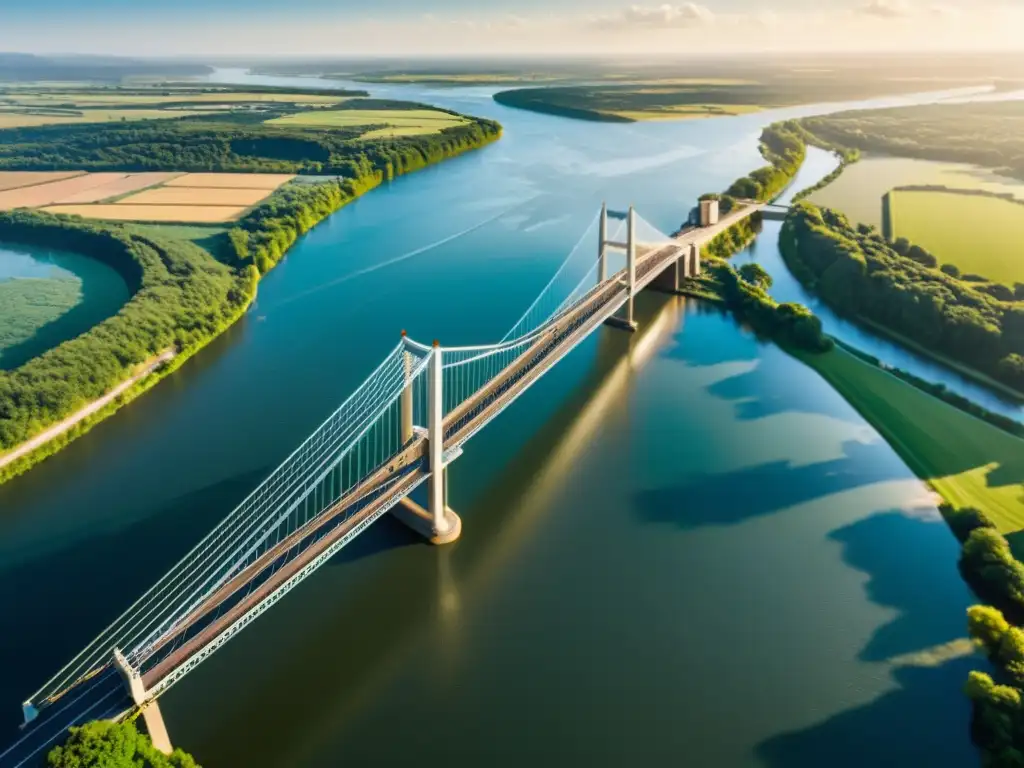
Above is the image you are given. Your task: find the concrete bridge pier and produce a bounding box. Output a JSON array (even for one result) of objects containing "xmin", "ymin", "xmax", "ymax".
[
  {"xmin": 651, "ymin": 243, "xmax": 702, "ymax": 295},
  {"xmin": 604, "ymin": 205, "xmax": 639, "ymax": 332},
  {"xmin": 111, "ymin": 648, "xmax": 173, "ymax": 755},
  {"xmin": 392, "ymin": 341, "xmax": 461, "ymax": 544}
]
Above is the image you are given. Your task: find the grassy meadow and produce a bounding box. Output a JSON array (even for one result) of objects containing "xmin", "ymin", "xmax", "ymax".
[
  {"xmin": 799, "ymin": 345, "xmax": 1024, "ymax": 536},
  {"xmin": 807, "ymin": 155, "xmax": 1024, "ymax": 229},
  {"xmin": 266, "ymin": 108, "xmax": 469, "ymax": 137},
  {"xmin": 888, "ymin": 189, "xmax": 1024, "ymax": 284}
]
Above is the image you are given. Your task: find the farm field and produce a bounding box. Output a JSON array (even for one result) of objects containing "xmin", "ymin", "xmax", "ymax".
[
  {"xmin": 611, "ymin": 104, "xmax": 763, "ymax": 121},
  {"xmin": 0, "ymin": 173, "xmax": 129, "ymax": 209},
  {"xmin": 888, "ymin": 189, "xmax": 1024, "ymax": 284},
  {"xmin": 800, "ymin": 345, "xmax": 1024, "ymax": 535},
  {"xmin": 3, "ymin": 92, "xmax": 349, "ymax": 106},
  {"xmin": 120, "ymin": 186, "xmax": 272, "ymax": 206},
  {"xmin": 0, "ymin": 171, "xmax": 84, "ymax": 191},
  {"xmin": 165, "ymin": 173, "xmax": 295, "ymax": 189},
  {"xmin": 0, "ymin": 170, "xmax": 293, "ymax": 223},
  {"xmin": 0, "ymin": 109, "xmax": 224, "ymax": 128},
  {"xmin": 807, "ymin": 155, "xmax": 1024, "ymax": 228},
  {"xmin": 41, "ymin": 204, "xmax": 246, "ymax": 223},
  {"xmin": 265, "ymin": 109, "xmax": 468, "ymax": 137},
  {"xmin": 0, "ymin": 83, "xmax": 366, "ymax": 128}
]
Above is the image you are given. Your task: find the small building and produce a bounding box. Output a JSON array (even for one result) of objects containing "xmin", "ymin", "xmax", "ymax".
[{"xmin": 699, "ymin": 199, "xmax": 720, "ymax": 227}]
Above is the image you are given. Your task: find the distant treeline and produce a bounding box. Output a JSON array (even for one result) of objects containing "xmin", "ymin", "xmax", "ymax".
[
  {"xmin": 226, "ymin": 122, "xmax": 500, "ymax": 274},
  {"xmin": 0, "ymin": 52, "xmax": 211, "ymax": 82},
  {"xmin": 782, "ymin": 202, "xmax": 1024, "ymax": 391},
  {"xmin": 801, "ymin": 101, "xmax": 1024, "ymax": 182},
  {"xmin": 0, "ymin": 101, "xmax": 502, "ymax": 175},
  {"xmin": 724, "ymin": 120, "xmax": 806, "ymax": 202}
]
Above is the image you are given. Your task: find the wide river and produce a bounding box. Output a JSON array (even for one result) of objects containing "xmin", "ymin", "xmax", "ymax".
[{"xmin": 0, "ymin": 73, "xmax": 1003, "ymax": 766}]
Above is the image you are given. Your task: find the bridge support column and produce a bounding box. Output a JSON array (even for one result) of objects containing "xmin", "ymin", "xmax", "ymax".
[
  {"xmin": 626, "ymin": 205, "xmax": 637, "ymax": 327},
  {"xmin": 400, "ymin": 334, "xmax": 414, "ymax": 445},
  {"xmin": 688, "ymin": 243, "xmax": 701, "ymax": 277},
  {"xmin": 598, "ymin": 202, "xmax": 608, "ymax": 284},
  {"xmin": 393, "ymin": 342, "xmax": 461, "ymax": 545},
  {"xmin": 111, "ymin": 648, "xmax": 173, "ymax": 756}
]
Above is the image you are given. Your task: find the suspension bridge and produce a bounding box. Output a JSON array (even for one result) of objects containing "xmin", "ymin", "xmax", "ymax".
[{"xmin": 0, "ymin": 198, "xmax": 763, "ymax": 766}]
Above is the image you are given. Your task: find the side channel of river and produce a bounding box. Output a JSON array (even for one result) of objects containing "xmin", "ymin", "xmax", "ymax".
[{"xmin": 0, "ymin": 76, "xmax": 995, "ymax": 766}]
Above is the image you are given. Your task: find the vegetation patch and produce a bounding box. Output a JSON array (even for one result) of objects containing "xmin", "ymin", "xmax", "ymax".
[
  {"xmin": 804, "ymin": 155, "xmax": 1024, "ymax": 230},
  {"xmin": 782, "ymin": 202, "xmax": 1024, "ymax": 392},
  {"xmin": 266, "ymin": 108, "xmax": 469, "ymax": 137},
  {"xmin": 802, "ymin": 100, "xmax": 1024, "ymax": 183},
  {"xmin": 799, "ymin": 344, "xmax": 1024, "ymax": 532},
  {"xmin": 888, "ymin": 188, "xmax": 1024, "ymax": 286},
  {"xmin": 0, "ymin": 276, "xmax": 81, "ymax": 362}
]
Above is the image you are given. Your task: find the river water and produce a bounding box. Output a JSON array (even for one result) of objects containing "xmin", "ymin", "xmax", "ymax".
[
  {"xmin": 0, "ymin": 74, "xmax": 996, "ymax": 766},
  {"xmin": 0, "ymin": 243, "xmax": 129, "ymax": 370}
]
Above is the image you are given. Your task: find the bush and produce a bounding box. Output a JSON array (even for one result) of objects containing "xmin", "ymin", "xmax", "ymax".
[{"xmin": 47, "ymin": 720, "xmax": 200, "ymax": 768}]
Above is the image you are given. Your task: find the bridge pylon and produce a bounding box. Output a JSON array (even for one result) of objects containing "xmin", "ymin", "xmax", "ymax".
[
  {"xmin": 601, "ymin": 203, "xmax": 639, "ymax": 332},
  {"xmin": 392, "ymin": 340, "xmax": 461, "ymax": 545}
]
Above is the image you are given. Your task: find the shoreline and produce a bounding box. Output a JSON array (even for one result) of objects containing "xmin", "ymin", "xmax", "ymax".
[{"xmin": 0, "ymin": 349, "xmax": 175, "ymax": 473}]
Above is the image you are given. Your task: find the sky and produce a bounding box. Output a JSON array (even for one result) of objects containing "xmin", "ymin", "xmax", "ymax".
[{"xmin": 2, "ymin": 0, "xmax": 1022, "ymax": 57}]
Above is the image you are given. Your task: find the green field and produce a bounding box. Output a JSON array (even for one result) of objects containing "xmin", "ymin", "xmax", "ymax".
[
  {"xmin": 889, "ymin": 189, "xmax": 1024, "ymax": 284},
  {"xmin": 800, "ymin": 345, "xmax": 1024, "ymax": 534},
  {"xmin": 0, "ymin": 109, "xmax": 226, "ymax": 128},
  {"xmin": 807, "ymin": 155, "xmax": 1024, "ymax": 229},
  {"xmin": 265, "ymin": 109, "xmax": 469, "ymax": 137}
]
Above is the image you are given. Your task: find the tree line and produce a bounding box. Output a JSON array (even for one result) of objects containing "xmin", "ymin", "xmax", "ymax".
[
  {"xmin": 0, "ymin": 104, "xmax": 501, "ymax": 176},
  {"xmin": 781, "ymin": 202, "xmax": 1024, "ymax": 391}
]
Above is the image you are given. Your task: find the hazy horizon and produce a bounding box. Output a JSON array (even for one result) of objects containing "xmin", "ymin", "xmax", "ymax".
[{"xmin": 5, "ymin": 0, "xmax": 1023, "ymax": 58}]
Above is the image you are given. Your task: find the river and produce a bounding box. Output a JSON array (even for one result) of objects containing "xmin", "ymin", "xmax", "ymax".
[{"xmin": 0, "ymin": 74, "xmax": 996, "ymax": 766}]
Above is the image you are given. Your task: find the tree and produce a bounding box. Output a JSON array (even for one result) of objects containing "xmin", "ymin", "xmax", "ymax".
[
  {"xmin": 738, "ymin": 262, "xmax": 774, "ymax": 290},
  {"xmin": 47, "ymin": 721, "xmax": 201, "ymax": 768},
  {"xmin": 941, "ymin": 263, "xmax": 961, "ymax": 278},
  {"xmin": 968, "ymin": 605, "xmax": 1011, "ymax": 655}
]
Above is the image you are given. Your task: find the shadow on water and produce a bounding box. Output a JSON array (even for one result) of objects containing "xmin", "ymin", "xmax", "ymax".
[
  {"xmin": 634, "ymin": 439, "xmax": 906, "ymax": 530},
  {"xmin": 757, "ymin": 658, "xmax": 977, "ymax": 768},
  {"xmin": 830, "ymin": 511, "xmax": 971, "ymax": 663},
  {"xmin": 758, "ymin": 508, "xmax": 978, "ymax": 767}
]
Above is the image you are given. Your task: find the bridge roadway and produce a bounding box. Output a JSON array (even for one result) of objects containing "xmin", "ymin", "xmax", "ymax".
[{"xmin": 0, "ymin": 201, "xmax": 762, "ymax": 767}]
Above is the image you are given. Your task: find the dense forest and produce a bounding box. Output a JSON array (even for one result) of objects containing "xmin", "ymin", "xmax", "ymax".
[
  {"xmin": 0, "ymin": 99, "xmax": 501, "ymax": 174},
  {"xmin": 781, "ymin": 202, "xmax": 1024, "ymax": 390},
  {"xmin": 801, "ymin": 101, "xmax": 1024, "ymax": 182}
]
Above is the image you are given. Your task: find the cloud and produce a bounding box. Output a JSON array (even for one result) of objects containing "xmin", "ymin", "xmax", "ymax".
[
  {"xmin": 594, "ymin": 3, "xmax": 715, "ymax": 29},
  {"xmin": 856, "ymin": 0, "xmax": 914, "ymax": 18}
]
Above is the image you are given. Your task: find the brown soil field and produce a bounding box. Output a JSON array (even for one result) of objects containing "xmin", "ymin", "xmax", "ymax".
[
  {"xmin": 55, "ymin": 173, "xmax": 182, "ymax": 204},
  {"xmin": 0, "ymin": 171, "xmax": 86, "ymax": 192},
  {"xmin": 164, "ymin": 173, "xmax": 295, "ymax": 189},
  {"xmin": 0, "ymin": 173, "xmax": 128, "ymax": 209},
  {"xmin": 41, "ymin": 204, "xmax": 247, "ymax": 223},
  {"xmin": 118, "ymin": 186, "xmax": 271, "ymax": 206}
]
